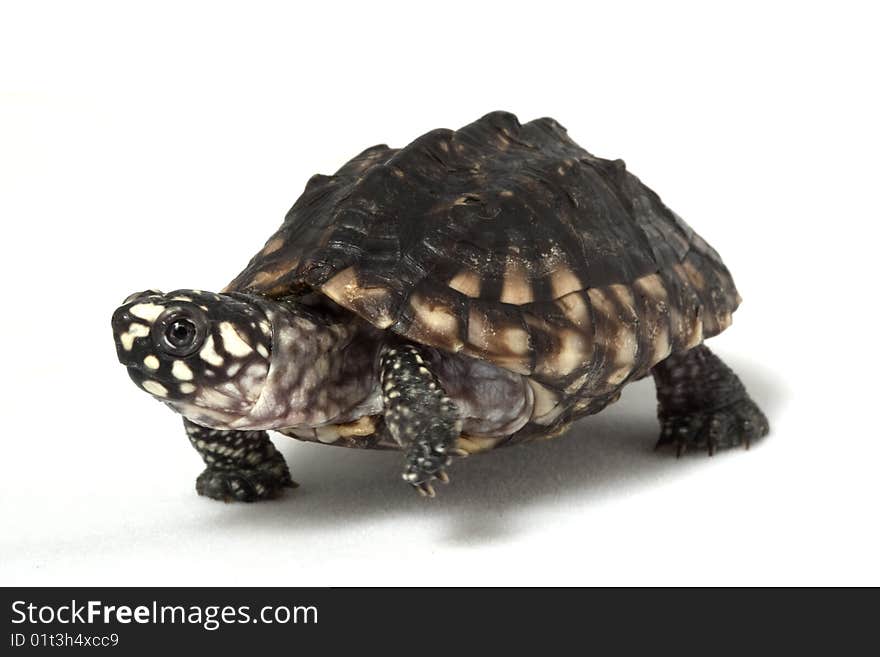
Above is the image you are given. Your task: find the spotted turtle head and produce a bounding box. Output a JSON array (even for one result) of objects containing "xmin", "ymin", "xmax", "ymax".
[{"xmin": 111, "ymin": 289, "xmax": 274, "ymax": 429}]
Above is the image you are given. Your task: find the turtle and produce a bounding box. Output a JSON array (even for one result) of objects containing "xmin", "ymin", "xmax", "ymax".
[{"xmin": 111, "ymin": 111, "xmax": 769, "ymax": 501}]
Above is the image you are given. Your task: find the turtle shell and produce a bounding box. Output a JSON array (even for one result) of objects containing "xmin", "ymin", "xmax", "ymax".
[{"xmin": 225, "ymin": 111, "xmax": 739, "ymax": 398}]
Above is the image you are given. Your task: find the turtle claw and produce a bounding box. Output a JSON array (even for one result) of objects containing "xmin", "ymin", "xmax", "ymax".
[
  {"xmin": 652, "ymin": 345, "xmax": 770, "ymax": 459},
  {"xmin": 656, "ymin": 397, "xmax": 769, "ymax": 456},
  {"xmin": 403, "ymin": 446, "xmax": 455, "ymax": 496},
  {"xmin": 196, "ymin": 465, "xmax": 295, "ymax": 502},
  {"xmin": 403, "ymin": 459, "xmax": 452, "ymax": 497},
  {"xmin": 415, "ymin": 482, "xmax": 436, "ymax": 497}
]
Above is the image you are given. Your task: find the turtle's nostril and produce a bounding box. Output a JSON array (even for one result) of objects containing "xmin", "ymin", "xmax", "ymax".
[
  {"xmin": 111, "ymin": 305, "xmax": 129, "ymax": 337},
  {"xmin": 111, "ymin": 308, "xmax": 121, "ymax": 327}
]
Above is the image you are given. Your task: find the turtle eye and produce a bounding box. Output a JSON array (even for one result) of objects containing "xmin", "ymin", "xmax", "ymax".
[
  {"xmin": 155, "ymin": 309, "xmax": 206, "ymax": 357},
  {"xmin": 166, "ymin": 319, "xmax": 197, "ymax": 349}
]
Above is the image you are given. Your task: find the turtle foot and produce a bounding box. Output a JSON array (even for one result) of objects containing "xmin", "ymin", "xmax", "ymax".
[
  {"xmin": 656, "ymin": 397, "xmax": 769, "ymax": 456},
  {"xmin": 196, "ymin": 463, "xmax": 296, "ymax": 502},
  {"xmin": 402, "ymin": 440, "xmax": 454, "ymax": 497}
]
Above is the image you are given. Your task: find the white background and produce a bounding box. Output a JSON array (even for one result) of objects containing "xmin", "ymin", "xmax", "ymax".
[{"xmin": 1, "ymin": 1, "xmax": 877, "ymax": 586}]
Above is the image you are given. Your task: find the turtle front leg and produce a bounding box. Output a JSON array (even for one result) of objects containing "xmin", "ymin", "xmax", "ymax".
[
  {"xmin": 183, "ymin": 419, "xmax": 295, "ymax": 502},
  {"xmin": 651, "ymin": 345, "xmax": 769, "ymax": 456},
  {"xmin": 380, "ymin": 344, "xmax": 463, "ymax": 497}
]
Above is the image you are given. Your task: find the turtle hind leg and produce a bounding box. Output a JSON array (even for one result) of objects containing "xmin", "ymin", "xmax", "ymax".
[
  {"xmin": 184, "ymin": 419, "xmax": 296, "ymax": 502},
  {"xmin": 651, "ymin": 345, "xmax": 769, "ymax": 456}
]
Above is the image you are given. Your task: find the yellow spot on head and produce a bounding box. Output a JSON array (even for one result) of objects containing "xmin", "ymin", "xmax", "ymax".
[
  {"xmin": 172, "ymin": 360, "xmax": 194, "ymax": 381},
  {"xmin": 143, "ymin": 355, "xmax": 160, "ymax": 370},
  {"xmin": 120, "ymin": 322, "xmax": 150, "ymax": 351},
  {"xmin": 218, "ymin": 322, "xmax": 254, "ymax": 357},
  {"xmin": 129, "ymin": 303, "xmax": 164, "ymax": 323},
  {"xmin": 199, "ymin": 335, "xmax": 224, "ymax": 367},
  {"xmin": 142, "ymin": 380, "xmax": 168, "ymax": 397}
]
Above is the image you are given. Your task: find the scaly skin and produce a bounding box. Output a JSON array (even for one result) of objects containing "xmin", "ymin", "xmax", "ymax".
[
  {"xmin": 379, "ymin": 344, "xmax": 464, "ymax": 497},
  {"xmin": 652, "ymin": 345, "xmax": 769, "ymax": 456},
  {"xmin": 184, "ymin": 419, "xmax": 295, "ymax": 502}
]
